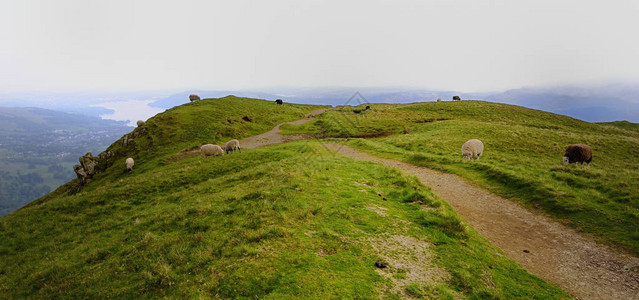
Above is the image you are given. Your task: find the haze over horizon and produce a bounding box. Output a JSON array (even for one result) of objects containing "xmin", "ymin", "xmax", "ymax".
[{"xmin": 2, "ymin": 0, "xmax": 639, "ymax": 94}]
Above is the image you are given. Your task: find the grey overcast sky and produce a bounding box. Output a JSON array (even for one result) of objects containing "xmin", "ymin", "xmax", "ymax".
[{"xmin": 1, "ymin": 0, "xmax": 638, "ymax": 93}]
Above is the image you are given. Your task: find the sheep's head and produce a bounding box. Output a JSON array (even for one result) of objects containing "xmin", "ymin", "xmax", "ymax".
[{"xmin": 562, "ymin": 156, "xmax": 570, "ymax": 165}]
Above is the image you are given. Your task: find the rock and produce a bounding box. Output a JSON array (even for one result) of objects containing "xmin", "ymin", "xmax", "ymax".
[
  {"xmin": 78, "ymin": 152, "xmax": 98, "ymax": 175},
  {"xmin": 375, "ymin": 261, "xmax": 387, "ymax": 268},
  {"xmin": 122, "ymin": 134, "xmax": 131, "ymax": 146},
  {"xmin": 98, "ymin": 151, "xmax": 112, "ymax": 161},
  {"xmin": 73, "ymin": 152, "xmax": 100, "ymax": 184},
  {"xmin": 523, "ymin": 249, "xmax": 530, "ymax": 253},
  {"xmin": 242, "ymin": 116, "xmax": 253, "ymax": 122},
  {"xmin": 73, "ymin": 165, "xmax": 87, "ymax": 183}
]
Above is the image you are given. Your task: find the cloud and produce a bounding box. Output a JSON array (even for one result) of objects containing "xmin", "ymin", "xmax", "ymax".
[{"xmin": 1, "ymin": 0, "xmax": 638, "ymax": 93}]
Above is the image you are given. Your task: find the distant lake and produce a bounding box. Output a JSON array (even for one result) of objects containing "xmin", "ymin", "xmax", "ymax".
[{"xmin": 93, "ymin": 100, "xmax": 164, "ymax": 126}]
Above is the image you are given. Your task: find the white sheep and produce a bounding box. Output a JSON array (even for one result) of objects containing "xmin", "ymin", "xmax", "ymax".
[
  {"xmin": 126, "ymin": 157, "xmax": 134, "ymax": 171},
  {"xmin": 462, "ymin": 139, "xmax": 484, "ymax": 159},
  {"xmin": 200, "ymin": 144, "xmax": 224, "ymax": 158},
  {"xmin": 136, "ymin": 120, "xmax": 145, "ymax": 127},
  {"xmin": 224, "ymin": 139, "xmax": 241, "ymax": 154}
]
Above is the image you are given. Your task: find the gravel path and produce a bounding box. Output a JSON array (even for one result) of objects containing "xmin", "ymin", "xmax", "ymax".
[
  {"xmin": 322, "ymin": 143, "xmax": 639, "ymax": 300},
  {"xmin": 239, "ymin": 108, "xmax": 330, "ymax": 149}
]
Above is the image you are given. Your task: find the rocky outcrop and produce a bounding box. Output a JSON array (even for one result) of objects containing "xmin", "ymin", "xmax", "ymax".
[
  {"xmin": 72, "ymin": 123, "xmax": 148, "ymax": 186},
  {"xmin": 73, "ymin": 152, "xmax": 99, "ymax": 184}
]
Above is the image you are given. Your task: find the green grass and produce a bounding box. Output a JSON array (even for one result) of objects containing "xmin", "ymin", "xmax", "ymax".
[
  {"xmin": 599, "ymin": 120, "xmax": 639, "ymax": 133},
  {"xmin": 282, "ymin": 101, "xmax": 639, "ymax": 255},
  {"xmin": 0, "ymin": 141, "xmax": 568, "ymax": 298}
]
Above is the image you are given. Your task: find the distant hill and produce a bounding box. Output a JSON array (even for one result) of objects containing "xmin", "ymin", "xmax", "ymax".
[
  {"xmin": 0, "ymin": 107, "xmax": 130, "ymax": 216},
  {"xmin": 150, "ymin": 82, "xmax": 639, "ymax": 122},
  {"xmin": 149, "ymin": 90, "xmax": 282, "ymax": 109},
  {"xmin": 479, "ymin": 82, "xmax": 639, "ymax": 123}
]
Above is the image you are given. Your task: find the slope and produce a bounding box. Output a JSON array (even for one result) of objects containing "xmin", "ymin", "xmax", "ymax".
[
  {"xmin": 0, "ymin": 98, "xmax": 568, "ymax": 299},
  {"xmin": 282, "ymin": 101, "xmax": 639, "ymax": 256}
]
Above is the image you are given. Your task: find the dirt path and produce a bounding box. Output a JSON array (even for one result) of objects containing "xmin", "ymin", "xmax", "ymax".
[
  {"xmin": 228, "ymin": 110, "xmax": 639, "ymax": 298},
  {"xmin": 239, "ymin": 108, "xmax": 330, "ymax": 149},
  {"xmin": 321, "ymin": 143, "xmax": 639, "ymax": 300}
]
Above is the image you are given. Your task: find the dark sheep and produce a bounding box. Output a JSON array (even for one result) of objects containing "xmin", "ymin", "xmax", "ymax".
[
  {"xmin": 275, "ymin": 99, "xmax": 283, "ymax": 105},
  {"xmin": 365, "ymin": 105, "xmax": 370, "ymax": 110},
  {"xmin": 452, "ymin": 96, "xmax": 461, "ymax": 101},
  {"xmin": 189, "ymin": 94, "xmax": 200, "ymax": 102},
  {"xmin": 563, "ymin": 144, "xmax": 593, "ymax": 165}
]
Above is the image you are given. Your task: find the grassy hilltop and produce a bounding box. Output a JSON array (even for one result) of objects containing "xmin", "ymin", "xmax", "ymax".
[
  {"xmin": 283, "ymin": 101, "xmax": 639, "ymax": 255},
  {"xmin": 0, "ymin": 97, "xmax": 570, "ymax": 298}
]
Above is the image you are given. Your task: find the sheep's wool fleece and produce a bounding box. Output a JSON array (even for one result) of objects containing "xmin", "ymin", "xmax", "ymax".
[
  {"xmin": 225, "ymin": 139, "xmax": 240, "ymax": 151},
  {"xmin": 462, "ymin": 139, "xmax": 484, "ymax": 158},
  {"xmin": 201, "ymin": 144, "xmax": 224, "ymax": 157},
  {"xmin": 126, "ymin": 158, "xmax": 134, "ymax": 169}
]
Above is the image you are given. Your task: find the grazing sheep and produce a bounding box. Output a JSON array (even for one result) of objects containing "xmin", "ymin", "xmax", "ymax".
[
  {"xmin": 136, "ymin": 120, "xmax": 145, "ymax": 127},
  {"xmin": 452, "ymin": 96, "xmax": 461, "ymax": 101},
  {"xmin": 563, "ymin": 144, "xmax": 593, "ymax": 165},
  {"xmin": 189, "ymin": 94, "xmax": 201, "ymax": 102},
  {"xmin": 200, "ymin": 144, "xmax": 224, "ymax": 158},
  {"xmin": 437, "ymin": 98, "xmax": 442, "ymax": 102},
  {"xmin": 462, "ymin": 139, "xmax": 484, "ymax": 159},
  {"xmin": 126, "ymin": 157, "xmax": 134, "ymax": 172},
  {"xmin": 275, "ymin": 99, "xmax": 283, "ymax": 105},
  {"xmin": 224, "ymin": 139, "xmax": 241, "ymax": 154}
]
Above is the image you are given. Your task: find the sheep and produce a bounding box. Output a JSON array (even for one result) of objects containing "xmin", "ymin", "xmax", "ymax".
[
  {"xmin": 224, "ymin": 139, "xmax": 241, "ymax": 154},
  {"xmin": 126, "ymin": 157, "xmax": 134, "ymax": 172},
  {"xmin": 563, "ymin": 144, "xmax": 593, "ymax": 166},
  {"xmin": 189, "ymin": 94, "xmax": 201, "ymax": 102},
  {"xmin": 275, "ymin": 99, "xmax": 283, "ymax": 105},
  {"xmin": 200, "ymin": 144, "xmax": 224, "ymax": 158},
  {"xmin": 136, "ymin": 120, "xmax": 145, "ymax": 127},
  {"xmin": 437, "ymin": 98, "xmax": 442, "ymax": 102},
  {"xmin": 365, "ymin": 105, "xmax": 371, "ymax": 110},
  {"xmin": 452, "ymin": 96, "xmax": 461, "ymax": 101},
  {"xmin": 462, "ymin": 139, "xmax": 484, "ymax": 159}
]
